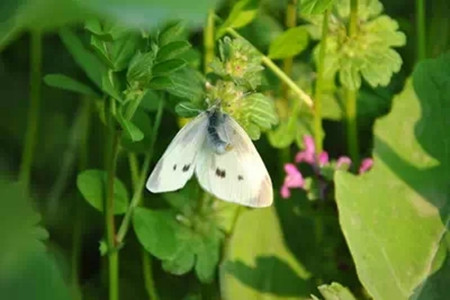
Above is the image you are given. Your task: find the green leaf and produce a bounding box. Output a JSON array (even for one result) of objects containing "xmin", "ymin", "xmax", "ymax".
[
  {"xmin": 127, "ymin": 51, "xmax": 156, "ymax": 86},
  {"xmin": 116, "ymin": 114, "xmax": 144, "ymax": 142},
  {"xmin": 314, "ymin": 282, "xmax": 357, "ymax": 300},
  {"xmin": 165, "ymin": 67, "xmax": 205, "ymax": 102},
  {"xmin": 306, "ymin": 1, "xmax": 405, "ymax": 90},
  {"xmin": 175, "ymin": 102, "xmax": 202, "ymax": 118},
  {"xmin": 133, "ymin": 208, "xmax": 180, "ymax": 260},
  {"xmin": 217, "ymin": 0, "xmax": 259, "ymax": 37},
  {"xmin": 267, "ymin": 121, "xmax": 297, "ymax": 149},
  {"xmin": 157, "ymin": 41, "xmax": 191, "ymax": 62},
  {"xmin": 195, "ymin": 229, "xmax": 221, "ymax": 283},
  {"xmin": 162, "ymin": 246, "xmax": 195, "ymax": 275},
  {"xmin": 152, "ymin": 59, "xmax": 186, "ymax": 76},
  {"xmin": 221, "ymin": 207, "xmax": 311, "ymax": 299},
  {"xmin": 121, "ymin": 108, "xmax": 152, "ymax": 152},
  {"xmin": 299, "ymin": 0, "xmax": 335, "ymax": 15},
  {"xmin": 335, "ymin": 54, "xmax": 450, "ymax": 300},
  {"xmin": 76, "ymin": 169, "xmax": 129, "ymax": 214},
  {"xmin": 236, "ymin": 93, "xmax": 278, "ymax": 140},
  {"xmin": 159, "ymin": 21, "xmax": 187, "ymax": 46},
  {"xmin": 91, "ymin": 34, "xmax": 139, "ymax": 71},
  {"xmin": 44, "ymin": 74, "xmax": 99, "ymax": 97},
  {"xmin": 101, "ymin": 70, "xmax": 123, "ymax": 101},
  {"xmin": 148, "ymin": 76, "xmax": 174, "ymax": 90},
  {"xmin": 59, "ymin": 27, "xmax": 106, "ymax": 89},
  {"xmin": 268, "ymin": 26, "xmax": 309, "ymax": 59}
]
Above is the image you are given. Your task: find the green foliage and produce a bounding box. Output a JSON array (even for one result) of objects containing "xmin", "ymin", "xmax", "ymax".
[
  {"xmin": 134, "ymin": 186, "xmax": 226, "ymax": 283},
  {"xmin": 221, "ymin": 207, "xmax": 312, "ymax": 299},
  {"xmin": 0, "ymin": 181, "xmax": 70, "ymax": 299},
  {"xmin": 312, "ymin": 282, "xmax": 357, "ymax": 300},
  {"xmin": 207, "ymin": 37, "xmax": 278, "ymax": 139},
  {"xmin": 335, "ymin": 53, "xmax": 450, "ymax": 299},
  {"xmin": 77, "ymin": 169, "xmax": 129, "ymax": 214},
  {"xmin": 304, "ymin": 0, "xmax": 406, "ymax": 90},
  {"xmin": 299, "ymin": 0, "xmax": 335, "ymax": 15},
  {"xmin": 217, "ymin": 0, "xmax": 259, "ymax": 37},
  {"xmin": 44, "ymin": 73, "xmax": 99, "ymax": 97},
  {"xmin": 268, "ymin": 26, "xmax": 309, "ymax": 59}
]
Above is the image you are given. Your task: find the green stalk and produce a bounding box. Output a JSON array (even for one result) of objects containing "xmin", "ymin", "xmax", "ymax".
[
  {"xmin": 225, "ymin": 27, "xmax": 313, "ymax": 108},
  {"xmin": 105, "ymin": 99, "xmax": 121, "ymax": 300},
  {"xmin": 281, "ymin": 0, "xmax": 297, "ymax": 100},
  {"xmin": 142, "ymin": 248, "xmax": 159, "ymax": 300},
  {"xmin": 416, "ymin": 0, "xmax": 426, "ymax": 60},
  {"xmin": 204, "ymin": 9, "xmax": 216, "ymax": 73},
  {"xmin": 19, "ymin": 30, "xmax": 42, "ymax": 191},
  {"xmin": 313, "ymin": 10, "xmax": 330, "ymax": 156},
  {"xmin": 345, "ymin": 0, "xmax": 360, "ymax": 168},
  {"xmin": 116, "ymin": 98, "xmax": 164, "ymax": 244},
  {"xmin": 71, "ymin": 99, "xmax": 91, "ymax": 300}
]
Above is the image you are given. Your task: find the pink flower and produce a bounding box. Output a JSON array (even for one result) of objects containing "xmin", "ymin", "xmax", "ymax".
[
  {"xmin": 359, "ymin": 158, "xmax": 373, "ymax": 174},
  {"xmin": 280, "ymin": 163, "xmax": 304, "ymax": 199},
  {"xmin": 295, "ymin": 135, "xmax": 329, "ymax": 167},
  {"xmin": 318, "ymin": 152, "xmax": 329, "ymax": 167},
  {"xmin": 336, "ymin": 156, "xmax": 352, "ymax": 169},
  {"xmin": 295, "ymin": 135, "xmax": 316, "ymax": 164}
]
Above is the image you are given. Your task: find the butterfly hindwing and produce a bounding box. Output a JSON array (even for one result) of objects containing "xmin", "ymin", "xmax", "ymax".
[
  {"xmin": 195, "ymin": 114, "xmax": 273, "ymax": 207},
  {"xmin": 146, "ymin": 112, "xmax": 208, "ymax": 193}
]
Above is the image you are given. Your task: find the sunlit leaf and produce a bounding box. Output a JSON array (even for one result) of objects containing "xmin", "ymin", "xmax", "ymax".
[
  {"xmin": 268, "ymin": 26, "xmax": 309, "ymax": 59},
  {"xmin": 335, "ymin": 54, "xmax": 450, "ymax": 299},
  {"xmin": 221, "ymin": 207, "xmax": 311, "ymax": 299},
  {"xmin": 313, "ymin": 282, "xmax": 357, "ymax": 300},
  {"xmin": 77, "ymin": 169, "xmax": 129, "ymax": 214}
]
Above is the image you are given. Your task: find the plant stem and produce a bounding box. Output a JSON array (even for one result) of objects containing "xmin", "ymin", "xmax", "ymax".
[
  {"xmin": 142, "ymin": 248, "xmax": 159, "ymax": 300},
  {"xmin": 349, "ymin": 0, "xmax": 359, "ymax": 37},
  {"xmin": 19, "ymin": 30, "xmax": 42, "ymax": 191},
  {"xmin": 105, "ymin": 99, "xmax": 121, "ymax": 300},
  {"xmin": 116, "ymin": 98, "xmax": 164, "ymax": 244},
  {"xmin": 281, "ymin": 0, "xmax": 297, "ymax": 100},
  {"xmin": 128, "ymin": 153, "xmax": 139, "ymax": 191},
  {"xmin": 416, "ymin": 0, "xmax": 426, "ymax": 60},
  {"xmin": 204, "ymin": 9, "xmax": 215, "ymax": 73},
  {"xmin": 71, "ymin": 99, "xmax": 91, "ymax": 300},
  {"xmin": 345, "ymin": 0, "xmax": 360, "ymax": 168},
  {"xmin": 346, "ymin": 89, "xmax": 359, "ymax": 167},
  {"xmin": 313, "ymin": 10, "xmax": 330, "ymax": 156},
  {"xmin": 225, "ymin": 27, "xmax": 313, "ymax": 108}
]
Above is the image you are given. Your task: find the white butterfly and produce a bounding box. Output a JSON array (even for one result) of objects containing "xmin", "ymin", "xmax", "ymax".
[{"xmin": 146, "ymin": 107, "xmax": 273, "ymax": 207}]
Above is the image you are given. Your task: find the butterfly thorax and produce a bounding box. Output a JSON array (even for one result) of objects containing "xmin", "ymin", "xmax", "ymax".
[{"xmin": 206, "ymin": 109, "xmax": 232, "ymax": 155}]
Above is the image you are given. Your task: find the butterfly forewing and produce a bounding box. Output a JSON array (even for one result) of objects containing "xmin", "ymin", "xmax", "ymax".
[{"xmin": 146, "ymin": 112, "xmax": 208, "ymax": 193}]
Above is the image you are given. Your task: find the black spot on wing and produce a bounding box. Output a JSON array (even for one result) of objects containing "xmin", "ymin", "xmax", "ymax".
[
  {"xmin": 173, "ymin": 164, "xmax": 177, "ymax": 171},
  {"xmin": 215, "ymin": 168, "xmax": 226, "ymax": 178},
  {"xmin": 182, "ymin": 164, "xmax": 190, "ymax": 172},
  {"xmin": 238, "ymin": 175, "xmax": 244, "ymax": 181}
]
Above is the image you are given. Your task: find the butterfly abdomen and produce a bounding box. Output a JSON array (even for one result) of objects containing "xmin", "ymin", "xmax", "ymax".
[{"xmin": 206, "ymin": 110, "xmax": 231, "ymax": 154}]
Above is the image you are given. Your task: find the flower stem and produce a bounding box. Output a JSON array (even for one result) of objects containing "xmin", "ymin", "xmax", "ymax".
[
  {"xmin": 204, "ymin": 9, "xmax": 216, "ymax": 73},
  {"xmin": 19, "ymin": 30, "xmax": 42, "ymax": 191},
  {"xmin": 416, "ymin": 0, "xmax": 426, "ymax": 60},
  {"xmin": 225, "ymin": 27, "xmax": 313, "ymax": 108},
  {"xmin": 345, "ymin": 89, "xmax": 359, "ymax": 167},
  {"xmin": 349, "ymin": 0, "xmax": 359, "ymax": 37},
  {"xmin": 313, "ymin": 10, "xmax": 330, "ymax": 156},
  {"xmin": 105, "ymin": 98, "xmax": 121, "ymax": 300},
  {"xmin": 116, "ymin": 98, "xmax": 164, "ymax": 244},
  {"xmin": 142, "ymin": 249, "xmax": 159, "ymax": 300},
  {"xmin": 345, "ymin": 0, "xmax": 360, "ymax": 168}
]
